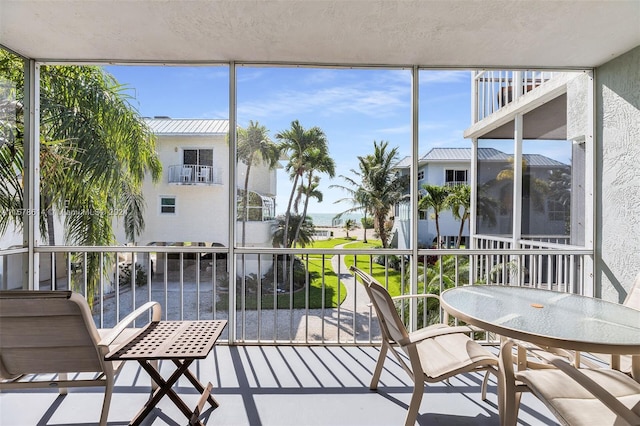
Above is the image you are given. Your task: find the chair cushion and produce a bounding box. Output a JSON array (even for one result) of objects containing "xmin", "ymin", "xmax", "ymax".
[
  {"xmin": 517, "ymin": 368, "xmax": 640, "ymax": 426},
  {"xmin": 416, "ymin": 332, "xmax": 497, "ymax": 380}
]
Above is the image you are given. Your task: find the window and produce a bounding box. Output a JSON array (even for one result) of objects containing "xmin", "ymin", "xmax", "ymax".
[
  {"xmin": 184, "ymin": 149, "xmax": 213, "ymax": 166},
  {"xmin": 419, "ymin": 210, "xmax": 428, "ymax": 220},
  {"xmin": 160, "ymin": 196, "xmax": 176, "ymax": 214},
  {"xmin": 418, "ymin": 170, "xmax": 424, "ymax": 180},
  {"xmin": 547, "ymin": 200, "xmax": 566, "ymax": 221},
  {"xmin": 445, "ymin": 169, "xmax": 468, "ymax": 186}
]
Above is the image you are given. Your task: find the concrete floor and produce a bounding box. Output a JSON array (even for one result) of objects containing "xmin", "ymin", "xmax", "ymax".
[{"xmin": 0, "ymin": 345, "xmax": 558, "ymax": 426}]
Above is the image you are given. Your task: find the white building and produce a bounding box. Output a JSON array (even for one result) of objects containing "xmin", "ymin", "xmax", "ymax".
[
  {"xmin": 393, "ymin": 147, "xmax": 569, "ymax": 249},
  {"xmin": 113, "ymin": 117, "xmax": 277, "ymax": 249}
]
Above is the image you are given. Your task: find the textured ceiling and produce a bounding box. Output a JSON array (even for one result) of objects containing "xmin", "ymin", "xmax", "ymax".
[{"xmin": 1, "ymin": 0, "xmax": 639, "ymax": 67}]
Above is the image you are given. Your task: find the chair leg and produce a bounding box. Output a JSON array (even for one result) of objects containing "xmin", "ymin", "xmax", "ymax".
[
  {"xmin": 481, "ymin": 370, "xmax": 491, "ymax": 401},
  {"xmin": 404, "ymin": 383, "xmax": 423, "ymax": 426},
  {"xmin": 58, "ymin": 372, "xmax": 68, "ymax": 395},
  {"xmin": 99, "ymin": 375, "xmax": 114, "ymax": 426},
  {"xmin": 370, "ymin": 343, "xmax": 388, "ymax": 390}
]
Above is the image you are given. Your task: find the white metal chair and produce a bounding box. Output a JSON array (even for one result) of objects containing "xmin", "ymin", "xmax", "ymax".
[
  {"xmin": 350, "ymin": 266, "xmax": 498, "ymax": 426},
  {"xmin": 499, "ymin": 339, "xmax": 640, "ymax": 426},
  {"xmin": 0, "ymin": 290, "xmax": 161, "ymax": 426},
  {"xmin": 197, "ymin": 166, "xmax": 209, "ymax": 182},
  {"xmin": 180, "ymin": 165, "xmax": 192, "ymax": 182}
]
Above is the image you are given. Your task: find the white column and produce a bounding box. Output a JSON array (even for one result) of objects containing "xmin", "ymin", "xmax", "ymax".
[{"xmin": 23, "ymin": 60, "xmax": 40, "ymax": 290}]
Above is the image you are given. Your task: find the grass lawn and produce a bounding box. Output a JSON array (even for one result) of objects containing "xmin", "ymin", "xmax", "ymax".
[{"xmin": 344, "ymin": 253, "xmax": 404, "ymax": 297}]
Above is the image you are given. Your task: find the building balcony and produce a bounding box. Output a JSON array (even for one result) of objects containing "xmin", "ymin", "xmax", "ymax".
[{"xmin": 168, "ymin": 165, "xmax": 223, "ymax": 185}]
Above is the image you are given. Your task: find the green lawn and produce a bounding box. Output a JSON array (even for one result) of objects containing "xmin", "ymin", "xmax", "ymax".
[{"xmin": 218, "ymin": 237, "xmax": 393, "ymax": 310}]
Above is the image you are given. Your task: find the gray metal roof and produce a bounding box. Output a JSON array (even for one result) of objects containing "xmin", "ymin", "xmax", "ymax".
[
  {"xmin": 394, "ymin": 147, "xmax": 567, "ymax": 168},
  {"xmin": 145, "ymin": 118, "xmax": 229, "ymax": 135}
]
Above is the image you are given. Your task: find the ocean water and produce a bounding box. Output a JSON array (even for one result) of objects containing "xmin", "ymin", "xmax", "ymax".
[{"xmin": 307, "ymin": 212, "xmax": 364, "ymax": 227}]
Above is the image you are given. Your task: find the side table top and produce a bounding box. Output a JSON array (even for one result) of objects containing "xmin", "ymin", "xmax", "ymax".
[{"xmin": 106, "ymin": 320, "xmax": 227, "ymax": 361}]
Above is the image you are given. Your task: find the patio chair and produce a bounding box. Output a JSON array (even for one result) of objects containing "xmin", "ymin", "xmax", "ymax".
[
  {"xmin": 350, "ymin": 266, "xmax": 498, "ymax": 426},
  {"xmin": 499, "ymin": 338, "xmax": 640, "ymax": 426},
  {"xmin": 579, "ymin": 272, "xmax": 640, "ymax": 375},
  {"xmin": 180, "ymin": 165, "xmax": 192, "ymax": 182},
  {"xmin": 0, "ymin": 290, "xmax": 161, "ymax": 426}
]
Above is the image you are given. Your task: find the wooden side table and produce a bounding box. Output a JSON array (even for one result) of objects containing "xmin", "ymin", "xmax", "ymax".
[{"xmin": 106, "ymin": 320, "xmax": 227, "ymax": 426}]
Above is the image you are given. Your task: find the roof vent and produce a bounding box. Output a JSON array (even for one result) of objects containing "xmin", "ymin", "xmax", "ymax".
[{"xmin": 154, "ymin": 115, "xmax": 171, "ymax": 119}]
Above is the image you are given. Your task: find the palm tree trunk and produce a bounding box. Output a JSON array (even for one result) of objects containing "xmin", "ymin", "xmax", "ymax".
[
  {"xmin": 242, "ymin": 158, "xmax": 253, "ymax": 247},
  {"xmin": 434, "ymin": 212, "xmax": 441, "ymax": 248},
  {"xmin": 376, "ymin": 213, "xmax": 387, "ymax": 248},
  {"xmin": 292, "ymin": 172, "xmax": 313, "ymax": 247},
  {"xmin": 362, "ymin": 212, "xmax": 368, "ymax": 243},
  {"xmin": 282, "ymin": 173, "xmax": 300, "ymax": 249},
  {"xmin": 456, "ymin": 217, "xmax": 466, "ymax": 249}
]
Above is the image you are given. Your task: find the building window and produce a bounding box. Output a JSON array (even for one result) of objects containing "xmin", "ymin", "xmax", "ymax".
[
  {"xmin": 445, "ymin": 169, "xmax": 468, "ymax": 186},
  {"xmin": 184, "ymin": 149, "xmax": 213, "ymax": 166},
  {"xmin": 160, "ymin": 196, "xmax": 176, "ymax": 214},
  {"xmin": 547, "ymin": 200, "xmax": 566, "ymax": 221},
  {"xmin": 417, "ymin": 170, "xmax": 424, "ymax": 181},
  {"xmin": 418, "ymin": 210, "xmax": 428, "ymax": 220}
]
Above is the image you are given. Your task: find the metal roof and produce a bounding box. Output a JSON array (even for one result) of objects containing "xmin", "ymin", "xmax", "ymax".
[
  {"xmin": 145, "ymin": 118, "xmax": 229, "ymax": 135},
  {"xmin": 395, "ymin": 148, "xmax": 567, "ymax": 168}
]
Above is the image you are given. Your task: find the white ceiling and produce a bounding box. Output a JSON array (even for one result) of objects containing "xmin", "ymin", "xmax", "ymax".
[{"xmin": 1, "ymin": 0, "xmax": 639, "ymax": 67}]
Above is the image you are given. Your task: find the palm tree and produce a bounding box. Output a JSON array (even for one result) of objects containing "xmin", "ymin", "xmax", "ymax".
[
  {"xmin": 357, "ymin": 141, "xmax": 408, "ymax": 248},
  {"xmin": 447, "ymin": 185, "xmax": 471, "ymax": 248},
  {"xmin": 418, "ymin": 184, "xmax": 450, "ymax": 248},
  {"xmin": 276, "ymin": 120, "xmax": 332, "ymax": 248},
  {"xmin": 236, "ymin": 120, "xmax": 280, "ymax": 246},
  {"xmin": 271, "ymin": 214, "xmax": 314, "ymax": 248},
  {"xmin": 343, "ymin": 219, "xmax": 356, "ymax": 238},
  {"xmin": 331, "ymin": 177, "xmax": 373, "ymax": 243},
  {"xmin": 0, "ymin": 51, "xmax": 162, "ymax": 301},
  {"xmin": 495, "ymin": 157, "xmax": 549, "ymax": 234},
  {"xmin": 292, "ymin": 150, "xmax": 335, "ymax": 247}
]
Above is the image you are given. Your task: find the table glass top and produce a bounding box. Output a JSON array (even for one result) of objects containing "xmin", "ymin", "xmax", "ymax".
[{"xmin": 441, "ymin": 285, "xmax": 640, "ymax": 350}]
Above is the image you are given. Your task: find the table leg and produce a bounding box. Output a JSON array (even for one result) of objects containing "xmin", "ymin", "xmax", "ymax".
[
  {"xmin": 132, "ymin": 359, "xmax": 203, "ymax": 426},
  {"xmin": 172, "ymin": 359, "xmax": 219, "ymax": 408}
]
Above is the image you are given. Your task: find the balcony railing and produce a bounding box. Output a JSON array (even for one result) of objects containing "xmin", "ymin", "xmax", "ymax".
[
  {"xmin": 2, "ymin": 243, "xmax": 592, "ymax": 345},
  {"xmin": 168, "ymin": 164, "xmax": 223, "ymax": 185},
  {"xmin": 472, "ymin": 70, "xmax": 557, "ymax": 122}
]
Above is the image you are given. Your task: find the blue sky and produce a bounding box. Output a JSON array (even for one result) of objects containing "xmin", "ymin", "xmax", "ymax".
[{"xmin": 105, "ymin": 65, "xmax": 568, "ymax": 215}]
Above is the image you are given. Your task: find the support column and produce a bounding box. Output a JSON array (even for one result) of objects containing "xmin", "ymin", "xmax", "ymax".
[{"xmin": 23, "ymin": 60, "xmax": 40, "ymax": 290}]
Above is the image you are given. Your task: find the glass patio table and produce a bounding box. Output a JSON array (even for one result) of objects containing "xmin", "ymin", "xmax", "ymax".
[{"xmin": 440, "ymin": 285, "xmax": 640, "ymax": 379}]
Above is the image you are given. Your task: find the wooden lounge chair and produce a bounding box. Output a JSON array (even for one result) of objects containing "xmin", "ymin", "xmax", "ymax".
[
  {"xmin": 0, "ymin": 290, "xmax": 161, "ymax": 426},
  {"xmin": 500, "ymin": 339, "xmax": 640, "ymax": 426},
  {"xmin": 350, "ymin": 266, "xmax": 498, "ymax": 426}
]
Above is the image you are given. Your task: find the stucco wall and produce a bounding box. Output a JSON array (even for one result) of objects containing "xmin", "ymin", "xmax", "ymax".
[{"xmin": 596, "ymin": 45, "xmax": 640, "ymax": 302}]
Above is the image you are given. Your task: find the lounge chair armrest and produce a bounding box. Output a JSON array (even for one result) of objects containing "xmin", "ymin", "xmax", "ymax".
[
  {"xmin": 391, "ymin": 294, "xmax": 441, "ymax": 303},
  {"xmin": 405, "ymin": 325, "xmax": 478, "ymax": 345},
  {"xmin": 546, "ymin": 356, "xmax": 640, "ymax": 425},
  {"xmin": 98, "ymin": 301, "xmax": 162, "ymax": 347}
]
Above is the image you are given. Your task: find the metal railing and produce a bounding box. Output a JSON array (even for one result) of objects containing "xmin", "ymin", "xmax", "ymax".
[
  {"xmin": 472, "ymin": 70, "xmax": 557, "ymax": 122},
  {"xmin": 168, "ymin": 164, "xmax": 223, "ymax": 185},
  {"xmin": 0, "ymin": 243, "xmax": 592, "ymax": 345}
]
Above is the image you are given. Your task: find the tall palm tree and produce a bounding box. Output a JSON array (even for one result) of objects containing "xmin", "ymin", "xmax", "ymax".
[
  {"xmin": 418, "ymin": 184, "xmax": 450, "ymax": 248},
  {"xmin": 292, "ymin": 149, "xmax": 335, "ymax": 247},
  {"xmin": 0, "ymin": 51, "xmax": 162, "ymax": 302},
  {"xmin": 276, "ymin": 120, "xmax": 331, "ymax": 248},
  {"xmin": 447, "ymin": 184, "xmax": 471, "ymax": 248},
  {"xmin": 357, "ymin": 141, "xmax": 408, "ymax": 248},
  {"xmin": 236, "ymin": 120, "xmax": 280, "ymax": 246}
]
